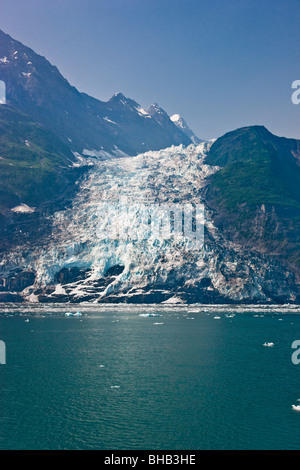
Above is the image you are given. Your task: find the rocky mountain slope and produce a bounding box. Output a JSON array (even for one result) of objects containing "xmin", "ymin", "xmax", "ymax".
[
  {"xmin": 0, "ymin": 29, "xmax": 192, "ymax": 157},
  {"xmin": 171, "ymin": 114, "xmax": 204, "ymax": 145},
  {"xmin": 204, "ymin": 126, "xmax": 300, "ymax": 279}
]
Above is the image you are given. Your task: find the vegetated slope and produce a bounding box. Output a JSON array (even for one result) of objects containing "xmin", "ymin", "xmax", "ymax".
[
  {"xmin": 0, "ymin": 105, "xmax": 82, "ymax": 210},
  {"xmin": 0, "ymin": 105, "xmax": 89, "ymax": 257},
  {"xmin": 204, "ymin": 126, "xmax": 300, "ymax": 274}
]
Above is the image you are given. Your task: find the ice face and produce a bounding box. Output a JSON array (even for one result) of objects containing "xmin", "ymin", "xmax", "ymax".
[{"xmin": 30, "ymin": 143, "xmax": 220, "ymax": 300}]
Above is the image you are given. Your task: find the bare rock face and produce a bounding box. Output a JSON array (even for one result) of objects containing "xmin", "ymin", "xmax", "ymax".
[{"xmin": 170, "ymin": 114, "xmax": 204, "ymax": 145}]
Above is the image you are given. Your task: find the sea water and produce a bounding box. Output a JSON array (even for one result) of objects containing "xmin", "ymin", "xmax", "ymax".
[{"xmin": 0, "ymin": 305, "xmax": 300, "ymax": 450}]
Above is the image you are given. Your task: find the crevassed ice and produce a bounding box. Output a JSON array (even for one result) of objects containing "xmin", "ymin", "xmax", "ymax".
[{"xmin": 33, "ymin": 143, "xmax": 218, "ymax": 298}]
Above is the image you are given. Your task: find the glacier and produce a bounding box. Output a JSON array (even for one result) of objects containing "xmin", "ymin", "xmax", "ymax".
[{"xmin": 0, "ymin": 143, "xmax": 298, "ymax": 304}]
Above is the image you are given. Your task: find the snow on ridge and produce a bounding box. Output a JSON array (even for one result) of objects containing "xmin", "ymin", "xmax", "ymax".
[
  {"xmin": 82, "ymin": 146, "xmax": 129, "ymax": 159},
  {"xmin": 135, "ymin": 106, "xmax": 151, "ymax": 118},
  {"xmin": 82, "ymin": 149, "xmax": 108, "ymax": 158},
  {"xmin": 170, "ymin": 114, "xmax": 181, "ymax": 122},
  {"xmin": 103, "ymin": 117, "xmax": 117, "ymax": 125},
  {"xmin": 11, "ymin": 204, "xmax": 35, "ymax": 214}
]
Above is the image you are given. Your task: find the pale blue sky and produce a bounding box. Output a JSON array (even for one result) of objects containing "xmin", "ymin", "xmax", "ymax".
[{"xmin": 1, "ymin": 0, "xmax": 300, "ymax": 140}]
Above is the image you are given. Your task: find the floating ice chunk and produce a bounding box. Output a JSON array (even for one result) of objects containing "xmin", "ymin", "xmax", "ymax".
[
  {"xmin": 139, "ymin": 313, "xmax": 161, "ymax": 318},
  {"xmin": 65, "ymin": 311, "xmax": 82, "ymax": 317},
  {"xmin": 73, "ymin": 311, "xmax": 82, "ymax": 317},
  {"xmin": 263, "ymin": 342, "xmax": 274, "ymax": 347},
  {"xmin": 292, "ymin": 405, "xmax": 300, "ymax": 412}
]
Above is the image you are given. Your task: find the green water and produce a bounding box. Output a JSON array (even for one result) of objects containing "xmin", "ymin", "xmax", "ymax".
[{"xmin": 0, "ymin": 310, "xmax": 300, "ymax": 450}]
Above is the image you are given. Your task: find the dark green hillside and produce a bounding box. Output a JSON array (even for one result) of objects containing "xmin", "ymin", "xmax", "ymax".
[
  {"xmin": 206, "ymin": 126, "xmax": 300, "ymax": 212},
  {"xmin": 204, "ymin": 126, "xmax": 300, "ymax": 273},
  {"xmin": 0, "ymin": 105, "xmax": 81, "ymax": 210}
]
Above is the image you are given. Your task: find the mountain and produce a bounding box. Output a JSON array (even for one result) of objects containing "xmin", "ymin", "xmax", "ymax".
[
  {"xmin": 0, "ymin": 104, "xmax": 89, "ymax": 260},
  {"xmin": 203, "ymin": 125, "xmax": 300, "ymax": 277},
  {"xmin": 170, "ymin": 114, "xmax": 204, "ymax": 144},
  {"xmin": 146, "ymin": 104, "xmax": 195, "ymax": 145},
  {"xmin": 0, "ymin": 29, "xmax": 192, "ymax": 156},
  {"xmin": 0, "ymin": 27, "xmax": 192, "ymax": 272},
  {"xmin": 0, "ymin": 29, "xmax": 299, "ymax": 304},
  {"xmin": 0, "ymin": 105, "xmax": 83, "ymax": 210},
  {"xmin": 0, "ymin": 139, "xmax": 299, "ymax": 305}
]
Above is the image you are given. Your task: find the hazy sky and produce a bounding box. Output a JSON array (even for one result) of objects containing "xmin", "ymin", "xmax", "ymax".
[{"xmin": 1, "ymin": 0, "xmax": 300, "ymax": 140}]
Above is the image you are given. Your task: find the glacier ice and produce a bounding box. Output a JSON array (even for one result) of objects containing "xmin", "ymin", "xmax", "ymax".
[{"xmin": 1, "ymin": 143, "xmax": 298, "ymax": 304}]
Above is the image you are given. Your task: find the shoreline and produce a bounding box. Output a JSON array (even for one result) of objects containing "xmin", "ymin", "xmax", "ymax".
[{"xmin": 1, "ymin": 302, "xmax": 300, "ymax": 316}]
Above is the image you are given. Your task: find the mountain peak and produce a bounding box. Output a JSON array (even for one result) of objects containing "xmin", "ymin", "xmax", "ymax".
[
  {"xmin": 111, "ymin": 92, "xmax": 127, "ymax": 100},
  {"xmin": 147, "ymin": 103, "xmax": 166, "ymax": 113},
  {"xmin": 170, "ymin": 113, "xmax": 204, "ymax": 145},
  {"xmin": 0, "ymin": 29, "xmax": 193, "ymax": 156}
]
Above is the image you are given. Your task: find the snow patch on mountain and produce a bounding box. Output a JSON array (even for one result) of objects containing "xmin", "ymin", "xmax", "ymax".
[
  {"xmin": 81, "ymin": 147, "xmax": 129, "ymax": 159},
  {"xmin": 171, "ymin": 114, "xmax": 204, "ymax": 145},
  {"xmin": 11, "ymin": 204, "xmax": 35, "ymax": 214}
]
